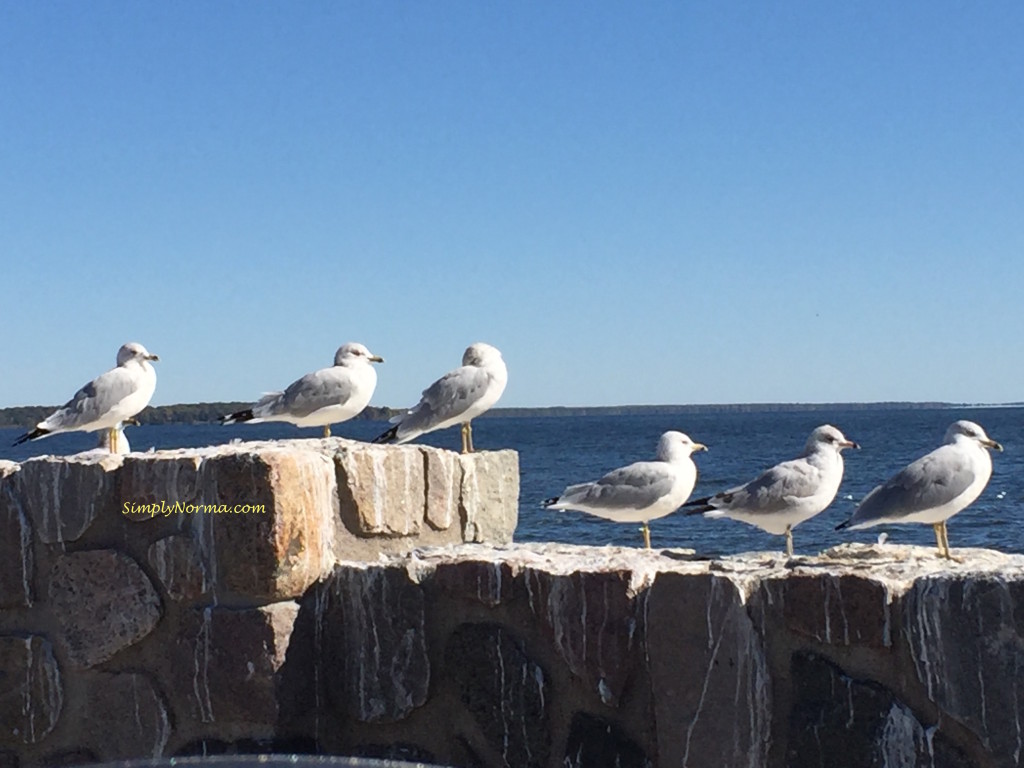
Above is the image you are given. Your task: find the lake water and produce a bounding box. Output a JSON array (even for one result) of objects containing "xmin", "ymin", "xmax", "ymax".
[{"xmin": 2, "ymin": 406, "xmax": 1021, "ymax": 557}]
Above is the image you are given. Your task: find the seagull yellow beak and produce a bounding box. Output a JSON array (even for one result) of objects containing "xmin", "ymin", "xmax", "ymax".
[
  {"xmin": 692, "ymin": 442, "xmax": 708, "ymax": 452},
  {"xmin": 147, "ymin": 353, "xmax": 160, "ymax": 362},
  {"xmin": 983, "ymin": 438, "xmax": 1003, "ymax": 452},
  {"xmin": 841, "ymin": 439, "xmax": 860, "ymax": 450},
  {"xmin": 370, "ymin": 355, "xmax": 385, "ymax": 363}
]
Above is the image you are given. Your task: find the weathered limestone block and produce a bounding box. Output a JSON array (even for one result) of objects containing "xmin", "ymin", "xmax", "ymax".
[
  {"xmin": 4, "ymin": 453, "xmax": 122, "ymax": 543},
  {"xmin": 444, "ymin": 622, "xmax": 550, "ymax": 768},
  {"xmin": 78, "ymin": 672, "xmax": 170, "ymax": 760},
  {"xmin": 0, "ymin": 635, "xmax": 62, "ymax": 746},
  {"xmin": 318, "ymin": 564, "xmax": 429, "ymax": 723},
  {"xmin": 647, "ymin": 570, "xmax": 771, "ymax": 768},
  {"xmin": 905, "ymin": 574, "xmax": 1024, "ymax": 761},
  {"xmin": 335, "ymin": 444, "xmax": 426, "ymax": 536},
  {"xmin": 173, "ymin": 602, "xmax": 298, "ymax": 726},
  {"xmin": 459, "ymin": 450, "xmax": 518, "ymax": 545},
  {"xmin": 195, "ymin": 448, "xmax": 338, "ymax": 601},
  {"xmin": 0, "ymin": 464, "xmax": 33, "ymax": 608},
  {"xmin": 47, "ymin": 549, "xmax": 161, "ymax": 669},
  {"xmin": 424, "ymin": 449, "xmax": 462, "ymax": 531}
]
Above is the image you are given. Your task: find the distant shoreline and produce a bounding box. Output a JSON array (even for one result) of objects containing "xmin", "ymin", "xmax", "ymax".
[{"xmin": 0, "ymin": 401, "xmax": 1020, "ymax": 428}]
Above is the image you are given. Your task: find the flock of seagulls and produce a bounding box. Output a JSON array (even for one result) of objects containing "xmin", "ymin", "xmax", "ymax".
[
  {"xmin": 12, "ymin": 341, "xmax": 508, "ymax": 454},
  {"xmin": 546, "ymin": 420, "xmax": 1002, "ymax": 559},
  {"xmin": 11, "ymin": 341, "xmax": 1005, "ymax": 560}
]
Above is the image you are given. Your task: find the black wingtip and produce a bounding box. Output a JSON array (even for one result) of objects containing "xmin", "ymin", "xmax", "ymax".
[
  {"xmin": 541, "ymin": 496, "xmax": 560, "ymax": 508},
  {"xmin": 834, "ymin": 520, "xmax": 850, "ymax": 531},
  {"xmin": 220, "ymin": 409, "xmax": 254, "ymax": 425},
  {"xmin": 372, "ymin": 425, "xmax": 399, "ymax": 444},
  {"xmin": 13, "ymin": 427, "xmax": 48, "ymax": 446}
]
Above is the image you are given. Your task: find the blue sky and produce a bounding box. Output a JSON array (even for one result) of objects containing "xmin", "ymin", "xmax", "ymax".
[{"xmin": 2, "ymin": 2, "xmax": 1022, "ymax": 409}]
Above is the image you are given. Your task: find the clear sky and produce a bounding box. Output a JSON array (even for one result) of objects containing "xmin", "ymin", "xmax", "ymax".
[{"xmin": 2, "ymin": 2, "xmax": 1022, "ymax": 409}]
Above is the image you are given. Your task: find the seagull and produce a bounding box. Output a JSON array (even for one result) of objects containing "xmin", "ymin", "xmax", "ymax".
[
  {"xmin": 836, "ymin": 420, "xmax": 1002, "ymax": 559},
  {"xmin": 684, "ymin": 425, "xmax": 859, "ymax": 557},
  {"xmin": 96, "ymin": 416, "xmax": 141, "ymax": 455},
  {"xmin": 13, "ymin": 342, "xmax": 159, "ymax": 454},
  {"xmin": 542, "ymin": 431, "xmax": 706, "ymax": 549},
  {"xmin": 373, "ymin": 342, "xmax": 507, "ymax": 453},
  {"xmin": 220, "ymin": 342, "xmax": 383, "ymax": 438}
]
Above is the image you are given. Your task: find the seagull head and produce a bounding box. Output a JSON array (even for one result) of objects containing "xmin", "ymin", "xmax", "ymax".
[
  {"xmin": 807, "ymin": 424, "xmax": 859, "ymax": 453},
  {"xmin": 657, "ymin": 430, "xmax": 708, "ymax": 461},
  {"xmin": 117, "ymin": 342, "xmax": 159, "ymax": 366},
  {"xmin": 946, "ymin": 420, "xmax": 1003, "ymax": 452},
  {"xmin": 462, "ymin": 342, "xmax": 504, "ymax": 367},
  {"xmin": 335, "ymin": 342, "xmax": 384, "ymax": 365}
]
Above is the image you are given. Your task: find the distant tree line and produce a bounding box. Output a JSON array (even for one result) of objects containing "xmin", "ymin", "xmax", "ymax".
[{"xmin": 0, "ymin": 403, "xmax": 398, "ymax": 428}]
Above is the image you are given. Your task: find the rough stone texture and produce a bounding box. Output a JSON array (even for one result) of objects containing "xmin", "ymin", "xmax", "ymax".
[
  {"xmin": 563, "ymin": 712, "xmax": 650, "ymax": 768},
  {"xmin": 78, "ymin": 672, "xmax": 170, "ymax": 760},
  {"xmin": 317, "ymin": 564, "xmax": 430, "ymax": 723},
  {"xmin": 445, "ymin": 623, "xmax": 550, "ymax": 768},
  {"xmin": 147, "ymin": 533, "xmax": 210, "ymax": 602},
  {"xmin": 905, "ymin": 574, "xmax": 1024, "ymax": 763},
  {"xmin": 786, "ymin": 652, "xmax": 971, "ymax": 768},
  {"xmin": 47, "ymin": 549, "xmax": 161, "ymax": 669},
  {"xmin": 172, "ymin": 602, "xmax": 298, "ymax": 727},
  {"xmin": 0, "ymin": 464, "xmax": 33, "ymax": 608},
  {"xmin": 0, "ymin": 635, "xmax": 62, "ymax": 746},
  {"xmin": 3, "ymin": 453, "xmax": 122, "ymax": 543},
  {"xmin": 459, "ymin": 450, "xmax": 519, "ymax": 544}
]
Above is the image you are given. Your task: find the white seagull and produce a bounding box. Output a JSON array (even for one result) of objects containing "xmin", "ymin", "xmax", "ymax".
[
  {"xmin": 221, "ymin": 342, "xmax": 384, "ymax": 438},
  {"xmin": 542, "ymin": 431, "xmax": 707, "ymax": 549},
  {"xmin": 373, "ymin": 342, "xmax": 507, "ymax": 453},
  {"xmin": 684, "ymin": 425, "xmax": 859, "ymax": 557},
  {"xmin": 836, "ymin": 420, "xmax": 1002, "ymax": 559},
  {"xmin": 14, "ymin": 342, "xmax": 159, "ymax": 454}
]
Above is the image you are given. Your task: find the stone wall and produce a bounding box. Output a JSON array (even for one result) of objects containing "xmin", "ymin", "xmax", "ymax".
[
  {"xmin": 0, "ymin": 439, "xmax": 518, "ymax": 766},
  {"xmin": 2, "ymin": 442, "xmax": 1023, "ymax": 768}
]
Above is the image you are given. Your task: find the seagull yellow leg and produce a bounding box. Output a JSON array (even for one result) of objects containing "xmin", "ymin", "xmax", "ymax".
[
  {"xmin": 323, "ymin": 425, "xmax": 331, "ymax": 438},
  {"xmin": 642, "ymin": 522, "xmax": 651, "ymax": 549},
  {"xmin": 109, "ymin": 427, "xmax": 118, "ymax": 454},
  {"xmin": 461, "ymin": 422, "xmax": 474, "ymax": 454},
  {"xmin": 785, "ymin": 526, "xmax": 794, "ymax": 558},
  {"xmin": 933, "ymin": 523, "xmax": 950, "ymax": 559},
  {"xmin": 941, "ymin": 521, "xmax": 951, "ymax": 559}
]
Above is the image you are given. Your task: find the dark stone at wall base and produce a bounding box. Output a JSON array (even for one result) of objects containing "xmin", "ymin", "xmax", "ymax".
[
  {"xmin": 320, "ymin": 565, "xmax": 430, "ymax": 723},
  {"xmin": 786, "ymin": 652, "xmax": 972, "ymax": 768},
  {"xmin": 0, "ymin": 635, "xmax": 62, "ymax": 746},
  {"xmin": 563, "ymin": 711, "xmax": 650, "ymax": 768},
  {"xmin": 445, "ymin": 622, "xmax": 550, "ymax": 768}
]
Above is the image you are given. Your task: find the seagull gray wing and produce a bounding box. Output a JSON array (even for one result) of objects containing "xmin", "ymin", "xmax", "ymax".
[
  {"xmin": 40, "ymin": 367, "xmax": 139, "ymax": 431},
  {"xmin": 395, "ymin": 365, "xmax": 491, "ymax": 432},
  {"xmin": 713, "ymin": 459, "xmax": 820, "ymax": 514},
  {"xmin": 272, "ymin": 368, "xmax": 357, "ymax": 419},
  {"xmin": 848, "ymin": 445, "xmax": 976, "ymax": 525},
  {"xmin": 562, "ymin": 462, "xmax": 675, "ymax": 511}
]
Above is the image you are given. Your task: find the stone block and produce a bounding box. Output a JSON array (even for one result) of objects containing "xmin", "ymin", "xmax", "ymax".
[
  {"xmin": 459, "ymin": 450, "xmax": 518, "ymax": 545},
  {"xmin": 47, "ymin": 549, "xmax": 161, "ymax": 669},
  {"xmin": 78, "ymin": 672, "xmax": 170, "ymax": 760},
  {"xmin": 0, "ymin": 465, "xmax": 33, "ymax": 608},
  {"xmin": 0, "ymin": 635, "xmax": 62, "ymax": 746},
  {"xmin": 173, "ymin": 602, "xmax": 298, "ymax": 726},
  {"xmin": 646, "ymin": 571, "xmax": 771, "ymax": 768},
  {"xmin": 335, "ymin": 444, "xmax": 426, "ymax": 536},
  {"xmin": 445, "ymin": 622, "xmax": 550, "ymax": 768},
  {"xmin": 4, "ymin": 453, "xmax": 122, "ymax": 544},
  {"xmin": 318, "ymin": 564, "xmax": 429, "ymax": 723}
]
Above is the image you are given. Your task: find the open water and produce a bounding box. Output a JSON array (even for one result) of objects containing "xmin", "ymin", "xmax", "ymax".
[{"xmin": 1, "ymin": 405, "xmax": 1021, "ymax": 557}]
